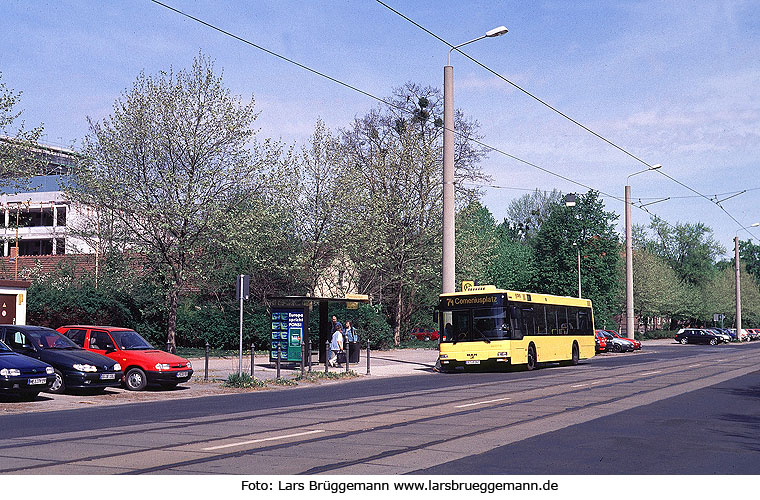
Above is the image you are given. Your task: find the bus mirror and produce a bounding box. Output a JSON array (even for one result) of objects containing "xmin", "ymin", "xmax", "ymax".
[{"xmin": 433, "ymin": 309, "xmax": 439, "ymax": 323}]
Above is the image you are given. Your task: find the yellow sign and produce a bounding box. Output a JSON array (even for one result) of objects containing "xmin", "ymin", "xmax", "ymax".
[
  {"xmin": 346, "ymin": 302, "xmax": 358, "ymax": 310},
  {"xmin": 461, "ymin": 281, "xmax": 475, "ymax": 292},
  {"xmin": 345, "ymin": 293, "xmax": 369, "ymax": 301}
]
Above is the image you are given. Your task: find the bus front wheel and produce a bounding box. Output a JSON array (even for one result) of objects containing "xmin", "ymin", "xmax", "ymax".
[
  {"xmin": 526, "ymin": 344, "xmax": 537, "ymax": 371},
  {"xmin": 571, "ymin": 342, "xmax": 580, "ymax": 365}
]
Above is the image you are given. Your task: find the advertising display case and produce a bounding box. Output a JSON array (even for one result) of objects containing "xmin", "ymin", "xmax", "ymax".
[{"xmin": 269, "ymin": 307, "xmax": 307, "ymax": 363}]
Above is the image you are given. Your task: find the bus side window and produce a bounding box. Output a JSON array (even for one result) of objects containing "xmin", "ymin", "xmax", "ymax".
[
  {"xmin": 521, "ymin": 307, "xmax": 535, "ymax": 336},
  {"xmin": 510, "ymin": 306, "xmax": 524, "ymax": 340}
]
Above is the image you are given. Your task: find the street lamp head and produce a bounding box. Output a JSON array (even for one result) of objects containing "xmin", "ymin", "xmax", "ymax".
[
  {"xmin": 752, "ymin": 223, "xmax": 760, "ymax": 228},
  {"xmin": 486, "ymin": 26, "xmax": 509, "ymax": 37},
  {"xmin": 564, "ymin": 193, "xmax": 577, "ymax": 207},
  {"xmin": 650, "ymin": 164, "xmax": 662, "ymax": 170}
]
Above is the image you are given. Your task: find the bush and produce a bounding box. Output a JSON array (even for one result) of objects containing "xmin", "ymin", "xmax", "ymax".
[
  {"xmin": 641, "ymin": 329, "xmax": 676, "ymax": 340},
  {"xmin": 223, "ymin": 372, "xmax": 265, "ymax": 388}
]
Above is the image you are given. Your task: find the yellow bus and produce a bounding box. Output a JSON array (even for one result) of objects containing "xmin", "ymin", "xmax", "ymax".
[{"xmin": 435, "ymin": 285, "xmax": 595, "ymax": 372}]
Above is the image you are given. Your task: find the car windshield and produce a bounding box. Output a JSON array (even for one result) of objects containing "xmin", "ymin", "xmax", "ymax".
[
  {"xmin": 24, "ymin": 329, "xmax": 80, "ymax": 349},
  {"xmin": 0, "ymin": 340, "xmax": 11, "ymax": 352},
  {"xmin": 109, "ymin": 330, "xmax": 154, "ymax": 350}
]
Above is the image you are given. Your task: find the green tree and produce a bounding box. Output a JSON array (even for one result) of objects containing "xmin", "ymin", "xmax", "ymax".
[
  {"xmin": 531, "ymin": 190, "xmax": 622, "ymax": 326},
  {"xmin": 643, "ymin": 216, "xmax": 724, "ymax": 286},
  {"xmin": 739, "ymin": 239, "xmax": 760, "ymax": 286},
  {"xmin": 631, "ymin": 247, "xmax": 679, "ymax": 332},
  {"xmin": 455, "ymin": 201, "xmax": 498, "ymax": 285},
  {"xmin": 0, "ymin": 73, "xmax": 44, "ymax": 194},
  {"xmin": 505, "ymin": 189, "xmax": 563, "ymax": 240},
  {"xmin": 340, "ymin": 82, "xmax": 488, "ymax": 345},
  {"xmin": 67, "ymin": 54, "xmax": 281, "ymax": 352}
]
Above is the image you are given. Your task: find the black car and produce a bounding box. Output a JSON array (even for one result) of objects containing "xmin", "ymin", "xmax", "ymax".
[
  {"xmin": 0, "ymin": 325, "xmax": 123, "ymax": 394},
  {"xmin": 0, "ymin": 339, "xmax": 56, "ymax": 400},
  {"xmin": 674, "ymin": 328, "xmax": 723, "ymax": 345}
]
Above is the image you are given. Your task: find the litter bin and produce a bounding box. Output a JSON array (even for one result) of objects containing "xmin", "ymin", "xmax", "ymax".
[{"xmin": 348, "ymin": 341, "xmax": 360, "ymax": 363}]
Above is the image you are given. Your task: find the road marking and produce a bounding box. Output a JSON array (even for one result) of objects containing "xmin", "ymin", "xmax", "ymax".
[
  {"xmin": 455, "ymin": 397, "xmax": 511, "ymax": 408},
  {"xmin": 640, "ymin": 371, "xmax": 661, "ymax": 376},
  {"xmin": 688, "ymin": 364, "xmax": 701, "ymax": 368},
  {"xmin": 713, "ymin": 359, "xmax": 725, "ymax": 362},
  {"xmin": 201, "ymin": 429, "xmax": 325, "ymax": 451},
  {"xmin": 571, "ymin": 383, "xmax": 588, "ymax": 388},
  {"xmin": 590, "ymin": 381, "xmax": 601, "ymax": 385}
]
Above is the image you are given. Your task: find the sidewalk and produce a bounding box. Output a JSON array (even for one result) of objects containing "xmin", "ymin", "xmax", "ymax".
[{"xmin": 187, "ymin": 348, "xmax": 440, "ymax": 382}]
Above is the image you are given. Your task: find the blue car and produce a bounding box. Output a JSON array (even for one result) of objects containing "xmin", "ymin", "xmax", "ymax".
[
  {"xmin": 0, "ymin": 325, "xmax": 123, "ymax": 394},
  {"xmin": 0, "ymin": 339, "xmax": 56, "ymax": 401}
]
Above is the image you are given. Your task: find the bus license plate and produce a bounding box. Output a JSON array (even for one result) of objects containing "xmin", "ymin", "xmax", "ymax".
[
  {"xmin": 100, "ymin": 373, "xmax": 116, "ymax": 380},
  {"xmin": 28, "ymin": 378, "xmax": 46, "ymax": 385},
  {"xmin": 176, "ymin": 371, "xmax": 188, "ymax": 378},
  {"xmin": 465, "ymin": 360, "xmax": 480, "ymax": 365}
]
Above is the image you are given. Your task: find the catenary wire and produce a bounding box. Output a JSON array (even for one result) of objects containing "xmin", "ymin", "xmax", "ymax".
[{"xmin": 148, "ymin": 1, "xmax": 757, "ymax": 240}]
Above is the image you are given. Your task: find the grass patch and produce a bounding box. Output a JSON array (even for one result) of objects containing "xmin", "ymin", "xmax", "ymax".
[
  {"xmin": 223, "ymin": 372, "xmax": 266, "ymax": 388},
  {"xmin": 296, "ymin": 370, "xmax": 360, "ymax": 383},
  {"xmin": 178, "ymin": 347, "xmax": 269, "ymax": 358},
  {"xmin": 268, "ymin": 378, "xmax": 298, "ymax": 386}
]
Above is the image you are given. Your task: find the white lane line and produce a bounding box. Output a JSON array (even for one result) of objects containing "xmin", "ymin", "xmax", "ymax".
[
  {"xmin": 640, "ymin": 371, "xmax": 661, "ymax": 376},
  {"xmin": 590, "ymin": 381, "xmax": 601, "ymax": 385},
  {"xmin": 571, "ymin": 383, "xmax": 588, "ymax": 388},
  {"xmin": 202, "ymin": 429, "xmax": 325, "ymax": 451},
  {"xmin": 455, "ymin": 397, "xmax": 511, "ymax": 408},
  {"xmin": 713, "ymin": 359, "xmax": 725, "ymax": 363},
  {"xmin": 688, "ymin": 364, "xmax": 701, "ymax": 368}
]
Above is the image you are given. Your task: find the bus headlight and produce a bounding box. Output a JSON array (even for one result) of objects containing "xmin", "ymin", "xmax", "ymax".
[
  {"xmin": 498, "ymin": 352, "xmax": 508, "ymax": 356},
  {"xmin": 439, "ymin": 354, "xmax": 448, "ymax": 359}
]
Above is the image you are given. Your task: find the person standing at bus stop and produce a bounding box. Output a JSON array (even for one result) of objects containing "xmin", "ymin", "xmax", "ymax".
[
  {"xmin": 329, "ymin": 325, "xmax": 344, "ymax": 367},
  {"xmin": 331, "ymin": 315, "xmax": 343, "ymax": 335},
  {"xmin": 345, "ymin": 321, "xmax": 358, "ymax": 343}
]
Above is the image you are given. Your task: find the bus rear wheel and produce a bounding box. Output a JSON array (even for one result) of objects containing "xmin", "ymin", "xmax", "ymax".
[
  {"xmin": 571, "ymin": 342, "xmax": 580, "ymax": 365},
  {"xmin": 526, "ymin": 344, "xmax": 537, "ymax": 371}
]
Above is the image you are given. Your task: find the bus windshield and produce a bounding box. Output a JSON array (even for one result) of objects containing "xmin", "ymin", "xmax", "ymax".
[{"xmin": 440, "ymin": 305, "xmax": 510, "ymax": 342}]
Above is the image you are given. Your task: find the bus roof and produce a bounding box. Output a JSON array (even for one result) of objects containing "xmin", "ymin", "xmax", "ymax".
[{"xmin": 439, "ymin": 286, "xmax": 592, "ymax": 308}]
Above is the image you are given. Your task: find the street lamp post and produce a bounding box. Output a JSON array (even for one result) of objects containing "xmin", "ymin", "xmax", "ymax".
[
  {"xmin": 736, "ymin": 223, "xmax": 759, "ymax": 339},
  {"xmin": 572, "ymin": 242, "xmax": 581, "ymax": 298},
  {"xmin": 625, "ymin": 164, "xmax": 661, "ymax": 339},
  {"xmin": 442, "ymin": 25, "xmax": 508, "ymax": 293}
]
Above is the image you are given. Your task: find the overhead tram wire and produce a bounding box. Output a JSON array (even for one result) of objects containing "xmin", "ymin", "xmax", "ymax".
[
  {"xmin": 147, "ymin": 0, "xmax": 621, "ymax": 203},
  {"xmin": 374, "ymin": 1, "xmax": 752, "ymax": 233},
  {"xmin": 149, "ymin": 1, "xmax": 756, "ymax": 240}
]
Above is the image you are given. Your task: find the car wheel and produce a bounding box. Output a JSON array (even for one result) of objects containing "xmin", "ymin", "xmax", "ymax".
[
  {"xmin": 125, "ymin": 368, "xmax": 148, "ymax": 391},
  {"xmin": 680, "ymin": 338, "xmax": 688, "ymax": 345},
  {"xmin": 571, "ymin": 342, "xmax": 580, "ymax": 365},
  {"xmin": 47, "ymin": 369, "xmax": 65, "ymax": 394},
  {"xmin": 18, "ymin": 391, "xmax": 40, "ymax": 402},
  {"xmin": 709, "ymin": 338, "xmax": 717, "ymax": 345},
  {"xmin": 526, "ymin": 344, "xmax": 537, "ymax": 371},
  {"xmin": 613, "ymin": 343, "xmax": 622, "ymax": 353}
]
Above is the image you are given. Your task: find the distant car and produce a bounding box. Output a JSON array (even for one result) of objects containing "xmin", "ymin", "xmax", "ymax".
[
  {"xmin": 606, "ymin": 330, "xmax": 642, "ymax": 350},
  {"xmin": 675, "ymin": 328, "xmax": 725, "ymax": 345},
  {"xmin": 0, "ymin": 339, "xmax": 56, "ymax": 401},
  {"xmin": 747, "ymin": 329, "xmax": 760, "ymax": 341},
  {"xmin": 597, "ymin": 330, "xmax": 633, "ymax": 352},
  {"xmin": 0, "ymin": 325, "xmax": 122, "ymax": 394},
  {"xmin": 706, "ymin": 329, "xmax": 731, "ymax": 343},
  {"xmin": 410, "ymin": 327, "xmax": 439, "ymax": 341},
  {"xmin": 594, "ymin": 330, "xmax": 608, "ymax": 353},
  {"xmin": 58, "ymin": 325, "xmax": 193, "ymax": 391}
]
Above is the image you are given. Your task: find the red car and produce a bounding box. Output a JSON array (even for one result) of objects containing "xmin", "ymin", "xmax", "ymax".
[
  {"xmin": 410, "ymin": 328, "xmax": 439, "ymax": 341},
  {"xmin": 594, "ymin": 330, "xmax": 608, "ymax": 353},
  {"xmin": 606, "ymin": 330, "xmax": 642, "ymax": 350},
  {"xmin": 57, "ymin": 325, "xmax": 193, "ymax": 391}
]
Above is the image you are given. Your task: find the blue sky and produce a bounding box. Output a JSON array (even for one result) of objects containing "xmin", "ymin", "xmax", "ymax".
[{"xmin": 2, "ymin": 0, "xmax": 759, "ymax": 257}]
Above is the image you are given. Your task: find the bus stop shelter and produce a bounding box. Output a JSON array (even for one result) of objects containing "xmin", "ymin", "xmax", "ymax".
[{"xmin": 267, "ymin": 294, "xmax": 370, "ymax": 364}]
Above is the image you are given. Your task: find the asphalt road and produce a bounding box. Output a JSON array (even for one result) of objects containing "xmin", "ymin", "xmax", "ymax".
[{"xmin": 2, "ymin": 341, "xmax": 760, "ymax": 474}]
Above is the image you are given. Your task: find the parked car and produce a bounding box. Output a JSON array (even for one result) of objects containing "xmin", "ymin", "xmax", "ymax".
[
  {"xmin": 597, "ymin": 330, "xmax": 633, "ymax": 352},
  {"xmin": 58, "ymin": 325, "xmax": 193, "ymax": 391},
  {"xmin": 410, "ymin": 327, "xmax": 439, "ymax": 341},
  {"xmin": 0, "ymin": 339, "xmax": 56, "ymax": 401},
  {"xmin": 747, "ymin": 329, "xmax": 760, "ymax": 341},
  {"xmin": 674, "ymin": 328, "xmax": 725, "ymax": 345},
  {"xmin": 606, "ymin": 330, "xmax": 642, "ymax": 350},
  {"xmin": 706, "ymin": 329, "xmax": 731, "ymax": 343},
  {"xmin": 0, "ymin": 325, "xmax": 122, "ymax": 394},
  {"xmin": 594, "ymin": 330, "xmax": 608, "ymax": 353}
]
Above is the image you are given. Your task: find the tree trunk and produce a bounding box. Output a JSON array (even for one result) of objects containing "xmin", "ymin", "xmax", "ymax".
[
  {"xmin": 394, "ymin": 285, "xmax": 402, "ymax": 347},
  {"xmin": 167, "ymin": 288, "xmax": 178, "ymax": 354}
]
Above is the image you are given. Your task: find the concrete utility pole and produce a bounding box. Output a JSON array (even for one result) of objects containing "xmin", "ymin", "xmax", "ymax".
[
  {"xmin": 625, "ymin": 165, "xmax": 661, "ymax": 339},
  {"xmin": 442, "ymin": 26, "xmax": 507, "ymax": 294},
  {"xmin": 735, "ymin": 223, "xmax": 759, "ymax": 338}
]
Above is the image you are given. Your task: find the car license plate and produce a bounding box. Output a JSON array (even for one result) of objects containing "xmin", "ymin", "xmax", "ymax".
[
  {"xmin": 100, "ymin": 373, "xmax": 116, "ymax": 380},
  {"xmin": 465, "ymin": 360, "xmax": 480, "ymax": 365},
  {"xmin": 28, "ymin": 378, "xmax": 46, "ymax": 385},
  {"xmin": 176, "ymin": 371, "xmax": 188, "ymax": 378}
]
